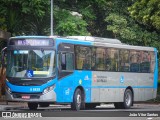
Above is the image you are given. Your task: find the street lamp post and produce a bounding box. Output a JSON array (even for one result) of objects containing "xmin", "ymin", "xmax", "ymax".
[{"xmin": 51, "ymin": 0, "xmax": 53, "ymax": 36}]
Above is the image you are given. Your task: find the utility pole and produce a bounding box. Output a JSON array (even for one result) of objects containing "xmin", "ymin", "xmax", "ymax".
[{"xmin": 51, "ymin": 0, "xmax": 53, "ymax": 36}]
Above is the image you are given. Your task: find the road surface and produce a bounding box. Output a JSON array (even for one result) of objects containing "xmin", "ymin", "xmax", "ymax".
[{"xmin": 0, "ymin": 102, "xmax": 160, "ymax": 119}]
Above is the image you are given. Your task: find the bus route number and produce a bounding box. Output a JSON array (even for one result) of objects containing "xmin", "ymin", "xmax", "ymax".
[{"xmin": 30, "ymin": 88, "xmax": 40, "ymax": 92}]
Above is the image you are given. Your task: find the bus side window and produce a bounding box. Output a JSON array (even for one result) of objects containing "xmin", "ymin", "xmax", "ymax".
[
  {"xmin": 150, "ymin": 52, "xmax": 155, "ymax": 73},
  {"xmin": 130, "ymin": 50, "xmax": 140, "ymax": 72},
  {"xmin": 140, "ymin": 51, "xmax": 150, "ymax": 73},
  {"xmin": 96, "ymin": 48, "xmax": 105, "ymax": 70},
  {"xmin": 109, "ymin": 48, "xmax": 119, "ymax": 72},
  {"xmin": 60, "ymin": 53, "xmax": 74, "ymax": 71},
  {"xmin": 119, "ymin": 49, "xmax": 130, "ymax": 72},
  {"xmin": 75, "ymin": 46, "xmax": 91, "ymax": 70}
]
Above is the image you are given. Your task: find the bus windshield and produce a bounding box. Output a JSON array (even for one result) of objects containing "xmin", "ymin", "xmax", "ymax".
[{"xmin": 7, "ymin": 50, "xmax": 56, "ymax": 78}]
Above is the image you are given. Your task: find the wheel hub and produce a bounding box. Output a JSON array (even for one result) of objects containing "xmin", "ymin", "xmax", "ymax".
[
  {"xmin": 77, "ymin": 94, "xmax": 81, "ymax": 108},
  {"xmin": 125, "ymin": 92, "xmax": 131, "ymax": 106}
]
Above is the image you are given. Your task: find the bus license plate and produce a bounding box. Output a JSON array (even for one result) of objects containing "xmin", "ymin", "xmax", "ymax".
[{"xmin": 22, "ymin": 95, "xmax": 30, "ymax": 99}]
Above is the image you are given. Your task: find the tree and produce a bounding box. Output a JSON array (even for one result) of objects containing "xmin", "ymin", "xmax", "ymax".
[
  {"xmin": 128, "ymin": 0, "xmax": 160, "ymax": 32},
  {"xmin": 54, "ymin": 9, "xmax": 89, "ymax": 36},
  {"xmin": 105, "ymin": 13, "xmax": 159, "ymax": 46},
  {"xmin": 0, "ymin": 0, "xmax": 160, "ymax": 74},
  {"xmin": 0, "ymin": 0, "xmax": 89, "ymax": 36},
  {"xmin": 0, "ymin": 0, "xmax": 160, "ymax": 50},
  {"xmin": 0, "ymin": 0, "xmax": 51, "ymax": 35}
]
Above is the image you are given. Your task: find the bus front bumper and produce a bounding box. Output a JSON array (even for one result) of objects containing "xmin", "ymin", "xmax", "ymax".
[{"xmin": 5, "ymin": 90, "xmax": 56, "ymax": 102}]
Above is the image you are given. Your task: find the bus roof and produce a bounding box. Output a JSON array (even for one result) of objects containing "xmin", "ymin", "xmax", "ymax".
[
  {"xmin": 10, "ymin": 36, "xmax": 156, "ymax": 51},
  {"xmin": 65, "ymin": 36, "xmax": 122, "ymax": 44},
  {"xmin": 61, "ymin": 36, "xmax": 155, "ymax": 51}
]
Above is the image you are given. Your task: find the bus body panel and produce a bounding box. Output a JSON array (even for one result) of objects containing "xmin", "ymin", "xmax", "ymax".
[
  {"xmin": 5, "ymin": 87, "xmax": 56, "ymax": 102},
  {"xmin": 55, "ymin": 38, "xmax": 92, "ymax": 48},
  {"xmin": 5, "ymin": 78, "xmax": 57, "ymax": 102},
  {"xmin": 55, "ymin": 71, "xmax": 92, "ymax": 103},
  {"xmin": 74, "ymin": 70, "xmax": 92, "ymax": 103},
  {"xmin": 153, "ymin": 48, "xmax": 158, "ymax": 98},
  {"xmin": 54, "ymin": 38, "xmax": 92, "ymax": 103},
  {"xmin": 91, "ymin": 71, "xmax": 155, "ymax": 102},
  {"xmin": 55, "ymin": 72, "xmax": 75, "ymax": 103},
  {"xmin": 6, "ymin": 79, "xmax": 57, "ymax": 93}
]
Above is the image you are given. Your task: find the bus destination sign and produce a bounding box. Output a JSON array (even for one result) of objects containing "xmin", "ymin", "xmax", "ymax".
[{"xmin": 10, "ymin": 39, "xmax": 54, "ymax": 46}]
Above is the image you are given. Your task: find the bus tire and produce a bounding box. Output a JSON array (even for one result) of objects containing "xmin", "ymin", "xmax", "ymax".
[
  {"xmin": 122, "ymin": 89, "xmax": 133, "ymax": 109},
  {"xmin": 71, "ymin": 88, "xmax": 82, "ymax": 111},
  {"xmin": 28, "ymin": 102, "xmax": 38, "ymax": 110},
  {"xmin": 114, "ymin": 89, "xmax": 133, "ymax": 109}
]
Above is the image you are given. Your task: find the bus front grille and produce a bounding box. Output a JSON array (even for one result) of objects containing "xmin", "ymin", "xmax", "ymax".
[{"xmin": 12, "ymin": 93, "xmax": 41, "ymax": 99}]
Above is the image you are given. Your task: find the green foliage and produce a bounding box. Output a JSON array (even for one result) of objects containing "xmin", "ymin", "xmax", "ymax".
[
  {"xmin": 0, "ymin": 18, "xmax": 7, "ymax": 31},
  {"xmin": 128, "ymin": 0, "xmax": 160, "ymax": 31},
  {"xmin": 105, "ymin": 14, "xmax": 130, "ymax": 38},
  {"xmin": 0, "ymin": 0, "xmax": 90, "ymax": 36},
  {"xmin": 104, "ymin": 0, "xmax": 160, "ymax": 63},
  {"xmin": 54, "ymin": 9, "xmax": 89, "ymax": 36},
  {"xmin": 0, "ymin": 0, "xmax": 160, "ymax": 55},
  {"xmin": 105, "ymin": 13, "xmax": 159, "ymax": 47},
  {"xmin": 0, "ymin": 0, "xmax": 51, "ymax": 35}
]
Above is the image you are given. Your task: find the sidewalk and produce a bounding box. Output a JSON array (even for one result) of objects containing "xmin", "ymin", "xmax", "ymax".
[{"xmin": 0, "ymin": 100, "xmax": 27, "ymax": 111}]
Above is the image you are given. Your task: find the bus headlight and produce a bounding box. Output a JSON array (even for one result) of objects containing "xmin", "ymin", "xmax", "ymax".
[
  {"xmin": 43, "ymin": 85, "xmax": 55, "ymax": 94},
  {"xmin": 6, "ymin": 86, "xmax": 11, "ymax": 94}
]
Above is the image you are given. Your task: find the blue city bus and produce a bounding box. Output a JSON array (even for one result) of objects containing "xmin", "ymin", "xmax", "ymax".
[{"xmin": 3, "ymin": 36, "xmax": 158, "ymax": 110}]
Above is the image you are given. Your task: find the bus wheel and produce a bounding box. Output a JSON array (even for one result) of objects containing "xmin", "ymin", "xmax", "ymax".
[
  {"xmin": 71, "ymin": 88, "xmax": 82, "ymax": 111},
  {"xmin": 28, "ymin": 102, "xmax": 38, "ymax": 110},
  {"xmin": 39, "ymin": 103, "xmax": 50, "ymax": 107},
  {"xmin": 123, "ymin": 89, "xmax": 133, "ymax": 109},
  {"xmin": 114, "ymin": 89, "xmax": 133, "ymax": 109}
]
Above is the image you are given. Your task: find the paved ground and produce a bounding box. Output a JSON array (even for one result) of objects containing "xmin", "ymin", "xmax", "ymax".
[
  {"xmin": 0, "ymin": 101, "xmax": 158, "ymax": 118},
  {"xmin": 0, "ymin": 101, "xmax": 160, "ymax": 110},
  {"xmin": 0, "ymin": 101, "xmax": 160, "ymax": 120}
]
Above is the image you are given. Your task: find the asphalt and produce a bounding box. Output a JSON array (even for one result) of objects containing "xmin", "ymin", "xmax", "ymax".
[
  {"xmin": 0, "ymin": 101, "xmax": 160, "ymax": 119},
  {"xmin": 0, "ymin": 100, "xmax": 160, "ymax": 111}
]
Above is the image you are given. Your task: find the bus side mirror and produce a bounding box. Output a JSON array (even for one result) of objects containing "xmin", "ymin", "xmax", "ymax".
[{"xmin": 1, "ymin": 47, "xmax": 7, "ymax": 67}]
